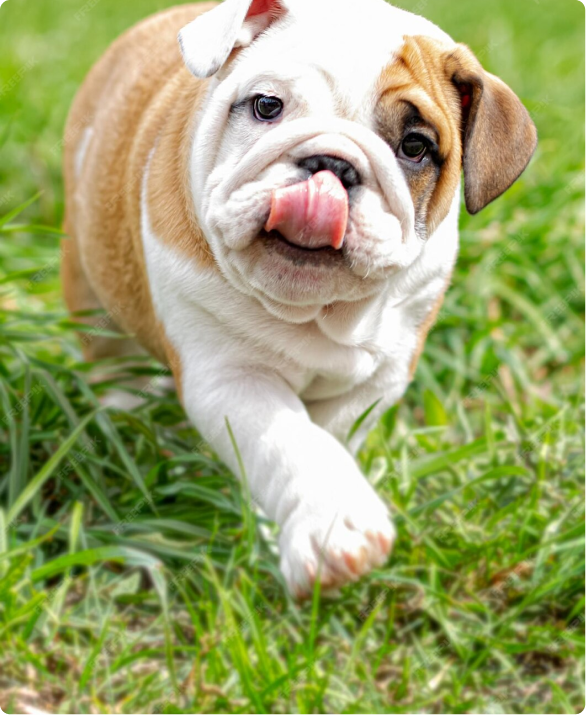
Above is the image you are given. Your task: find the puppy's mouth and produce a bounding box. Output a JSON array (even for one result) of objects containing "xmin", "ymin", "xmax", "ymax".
[
  {"xmin": 259, "ymin": 228, "xmax": 345, "ymax": 266},
  {"xmin": 263, "ymin": 170, "xmax": 349, "ymax": 253}
]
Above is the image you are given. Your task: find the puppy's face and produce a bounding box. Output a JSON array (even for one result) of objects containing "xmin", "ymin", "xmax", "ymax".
[{"xmin": 180, "ymin": 0, "xmax": 536, "ymax": 320}]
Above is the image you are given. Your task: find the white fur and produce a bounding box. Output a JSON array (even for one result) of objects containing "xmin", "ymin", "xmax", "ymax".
[
  {"xmin": 141, "ymin": 0, "xmax": 461, "ymax": 597},
  {"xmin": 179, "ymin": 0, "xmax": 277, "ymax": 78},
  {"xmin": 74, "ymin": 126, "xmax": 94, "ymax": 179}
]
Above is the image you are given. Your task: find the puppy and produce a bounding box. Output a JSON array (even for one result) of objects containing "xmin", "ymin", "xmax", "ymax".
[{"xmin": 62, "ymin": 0, "xmax": 536, "ymax": 598}]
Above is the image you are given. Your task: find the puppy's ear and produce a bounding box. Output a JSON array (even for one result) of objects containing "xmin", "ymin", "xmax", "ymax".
[
  {"xmin": 179, "ymin": 0, "xmax": 286, "ymax": 78},
  {"xmin": 445, "ymin": 45, "xmax": 537, "ymax": 214}
]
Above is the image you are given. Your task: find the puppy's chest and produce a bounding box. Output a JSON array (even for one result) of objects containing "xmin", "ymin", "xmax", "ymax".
[
  {"xmin": 282, "ymin": 341, "xmax": 381, "ymax": 401},
  {"xmin": 275, "ymin": 291, "xmax": 434, "ymax": 402},
  {"xmin": 297, "ymin": 370, "xmax": 369, "ymax": 402},
  {"xmin": 268, "ymin": 309, "xmax": 407, "ymax": 401}
]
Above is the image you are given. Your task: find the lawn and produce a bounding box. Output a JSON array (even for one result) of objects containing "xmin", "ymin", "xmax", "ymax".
[{"xmin": 0, "ymin": 0, "xmax": 584, "ymax": 713}]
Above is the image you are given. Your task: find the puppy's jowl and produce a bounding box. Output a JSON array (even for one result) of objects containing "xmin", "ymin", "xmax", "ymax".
[{"xmin": 62, "ymin": 0, "xmax": 536, "ymax": 597}]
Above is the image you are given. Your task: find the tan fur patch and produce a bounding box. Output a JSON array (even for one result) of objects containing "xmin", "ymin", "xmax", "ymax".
[
  {"xmin": 62, "ymin": 3, "xmax": 217, "ymax": 367},
  {"xmin": 146, "ymin": 71, "xmax": 215, "ymax": 268},
  {"xmin": 376, "ymin": 35, "xmax": 536, "ymax": 228},
  {"xmin": 376, "ymin": 36, "xmax": 462, "ymax": 236}
]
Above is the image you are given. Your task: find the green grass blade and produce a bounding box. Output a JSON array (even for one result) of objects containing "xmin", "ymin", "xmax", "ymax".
[{"xmin": 6, "ymin": 410, "xmax": 98, "ymax": 526}]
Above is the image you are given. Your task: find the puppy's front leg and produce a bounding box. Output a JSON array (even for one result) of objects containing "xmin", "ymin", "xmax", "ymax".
[{"xmin": 176, "ymin": 338, "xmax": 395, "ymax": 598}]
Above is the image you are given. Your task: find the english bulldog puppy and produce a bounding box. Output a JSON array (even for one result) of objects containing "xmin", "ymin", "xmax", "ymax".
[{"xmin": 62, "ymin": 0, "xmax": 537, "ymax": 597}]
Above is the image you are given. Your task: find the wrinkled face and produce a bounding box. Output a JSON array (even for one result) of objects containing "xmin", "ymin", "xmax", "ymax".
[{"xmin": 182, "ymin": 0, "xmax": 536, "ymax": 320}]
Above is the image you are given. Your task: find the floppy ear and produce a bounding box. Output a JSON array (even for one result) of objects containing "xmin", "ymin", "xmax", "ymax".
[
  {"xmin": 178, "ymin": 0, "xmax": 286, "ymax": 78},
  {"xmin": 445, "ymin": 45, "xmax": 537, "ymax": 214}
]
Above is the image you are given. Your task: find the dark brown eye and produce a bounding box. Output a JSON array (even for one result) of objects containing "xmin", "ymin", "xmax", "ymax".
[
  {"xmin": 253, "ymin": 95, "xmax": 284, "ymax": 122},
  {"xmin": 400, "ymin": 133, "xmax": 429, "ymax": 162}
]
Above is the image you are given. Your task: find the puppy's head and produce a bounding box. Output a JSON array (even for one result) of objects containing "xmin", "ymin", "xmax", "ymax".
[{"xmin": 179, "ymin": 0, "xmax": 537, "ymax": 321}]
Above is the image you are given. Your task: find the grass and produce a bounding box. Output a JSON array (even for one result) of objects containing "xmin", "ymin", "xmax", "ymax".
[{"xmin": 0, "ymin": 0, "xmax": 584, "ymax": 712}]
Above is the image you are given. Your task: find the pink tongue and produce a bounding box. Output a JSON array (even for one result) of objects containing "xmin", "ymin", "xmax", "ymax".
[{"xmin": 265, "ymin": 170, "xmax": 348, "ymax": 250}]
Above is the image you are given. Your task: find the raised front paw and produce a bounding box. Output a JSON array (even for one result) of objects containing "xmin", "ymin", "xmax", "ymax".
[{"xmin": 278, "ymin": 486, "xmax": 396, "ymax": 599}]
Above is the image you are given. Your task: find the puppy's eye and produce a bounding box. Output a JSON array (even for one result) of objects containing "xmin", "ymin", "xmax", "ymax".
[
  {"xmin": 253, "ymin": 95, "xmax": 284, "ymax": 122},
  {"xmin": 400, "ymin": 133, "xmax": 429, "ymax": 162}
]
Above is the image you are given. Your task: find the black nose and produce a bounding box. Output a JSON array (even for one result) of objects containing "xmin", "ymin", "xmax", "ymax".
[{"xmin": 298, "ymin": 155, "xmax": 361, "ymax": 190}]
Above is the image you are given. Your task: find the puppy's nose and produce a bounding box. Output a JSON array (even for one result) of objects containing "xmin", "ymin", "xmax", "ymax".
[{"xmin": 298, "ymin": 155, "xmax": 361, "ymax": 191}]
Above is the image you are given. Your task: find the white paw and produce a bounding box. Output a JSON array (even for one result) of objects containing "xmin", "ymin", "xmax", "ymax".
[{"xmin": 278, "ymin": 485, "xmax": 396, "ymax": 599}]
